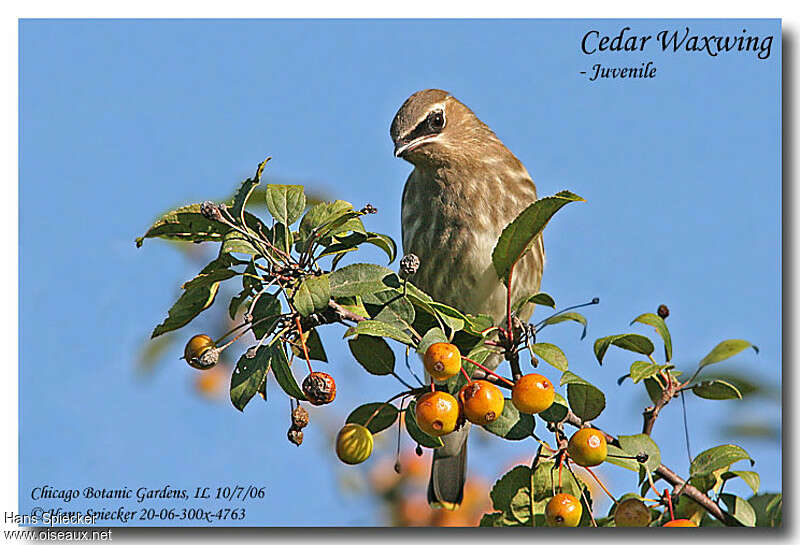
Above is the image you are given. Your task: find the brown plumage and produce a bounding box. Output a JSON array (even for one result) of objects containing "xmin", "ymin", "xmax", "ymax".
[{"xmin": 391, "ymin": 89, "xmax": 545, "ymax": 510}]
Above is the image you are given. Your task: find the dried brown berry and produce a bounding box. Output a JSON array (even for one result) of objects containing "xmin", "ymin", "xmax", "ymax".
[
  {"xmin": 302, "ymin": 372, "xmax": 336, "ymax": 406},
  {"xmin": 291, "ymin": 406, "xmax": 310, "ymax": 429},
  {"xmin": 657, "ymin": 304, "xmax": 670, "ymax": 319},
  {"xmin": 287, "ymin": 427, "xmax": 303, "ymax": 446},
  {"xmin": 399, "ymin": 253, "xmax": 420, "ymax": 277},
  {"xmin": 360, "ymin": 203, "xmax": 378, "ymax": 214},
  {"xmin": 200, "ymin": 201, "xmax": 223, "ymax": 221}
]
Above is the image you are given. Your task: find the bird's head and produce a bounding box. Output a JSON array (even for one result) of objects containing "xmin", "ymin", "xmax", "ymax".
[{"xmin": 390, "ymin": 89, "xmax": 494, "ymax": 166}]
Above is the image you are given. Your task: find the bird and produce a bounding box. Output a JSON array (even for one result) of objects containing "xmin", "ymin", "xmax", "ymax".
[{"xmin": 390, "ymin": 89, "xmax": 545, "ymax": 510}]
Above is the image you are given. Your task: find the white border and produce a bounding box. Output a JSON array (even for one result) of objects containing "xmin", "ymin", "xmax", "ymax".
[{"xmin": 4, "ymin": 2, "xmax": 795, "ymax": 543}]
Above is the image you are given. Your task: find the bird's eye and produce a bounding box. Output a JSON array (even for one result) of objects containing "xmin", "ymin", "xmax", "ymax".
[{"xmin": 428, "ymin": 110, "xmax": 445, "ymax": 131}]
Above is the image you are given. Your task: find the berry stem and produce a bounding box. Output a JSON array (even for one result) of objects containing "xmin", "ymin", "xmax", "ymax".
[
  {"xmin": 564, "ymin": 461, "xmax": 597, "ymax": 527},
  {"xmin": 294, "ymin": 316, "xmax": 314, "ymax": 374},
  {"xmin": 461, "ymin": 356, "xmax": 515, "ymax": 387},
  {"xmin": 460, "ymin": 366, "xmax": 473, "ymax": 384},
  {"xmin": 664, "ymin": 489, "xmax": 676, "ymax": 521},
  {"xmin": 506, "ymin": 265, "xmax": 515, "ymax": 344},
  {"xmin": 584, "ymin": 465, "xmax": 616, "ymax": 503}
]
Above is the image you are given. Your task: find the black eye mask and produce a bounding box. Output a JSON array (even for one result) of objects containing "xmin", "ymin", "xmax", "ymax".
[{"xmin": 404, "ymin": 110, "xmax": 445, "ymax": 144}]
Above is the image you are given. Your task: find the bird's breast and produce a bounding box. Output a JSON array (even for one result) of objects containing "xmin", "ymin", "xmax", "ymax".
[{"xmin": 401, "ymin": 166, "xmax": 542, "ymax": 321}]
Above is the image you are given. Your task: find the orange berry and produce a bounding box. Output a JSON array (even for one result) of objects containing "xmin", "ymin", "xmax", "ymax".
[
  {"xmin": 423, "ymin": 343, "xmax": 462, "ymax": 381},
  {"xmin": 614, "ymin": 497, "xmax": 651, "ymax": 527},
  {"xmin": 545, "ymin": 493, "xmax": 583, "ymax": 527},
  {"xmin": 567, "ymin": 428, "xmax": 608, "ymax": 467},
  {"xmin": 459, "ymin": 380, "xmax": 504, "ymax": 425},
  {"xmin": 511, "ymin": 373, "xmax": 555, "ymax": 414},
  {"xmin": 663, "ymin": 518, "xmax": 697, "ymax": 527},
  {"xmin": 414, "ymin": 391, "xmax": 460, "ymax": 436}
]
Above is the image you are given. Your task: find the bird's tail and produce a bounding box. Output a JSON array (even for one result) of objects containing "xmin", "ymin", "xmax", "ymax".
[{"xmin": 427, "ymin": 421, "xmax": 470, "ymax": 510}]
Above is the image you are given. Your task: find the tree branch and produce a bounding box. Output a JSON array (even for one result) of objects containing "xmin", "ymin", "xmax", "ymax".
[
  {"xmin": 563, "ymin": 411, "xmax": 728, "ymax": 523},
  {"xmin": 642, "ymin": 371, "xmax": 681, "ymax": 435}
]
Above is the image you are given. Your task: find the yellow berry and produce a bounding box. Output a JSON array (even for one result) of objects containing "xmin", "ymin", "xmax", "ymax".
[
  {"xmin": 336, "ymin": 423, "xmax": 373, "ymax": 465},
  {"xmin": 545, "ymin": 493, "xmax": 582, "ymax": 527},
  {"xmin": 567, "ymin": 428, "xmax": 608, "ymax": 467}
]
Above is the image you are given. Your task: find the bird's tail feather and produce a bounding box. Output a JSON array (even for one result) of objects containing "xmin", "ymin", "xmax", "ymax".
[{"xmin": 427, "ymin": 422, "xmax": 470, "ymax": 510}]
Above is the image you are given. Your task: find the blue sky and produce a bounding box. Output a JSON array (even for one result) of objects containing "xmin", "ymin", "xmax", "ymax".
[{"xmin": 20, "ymin": 19, "xmax": 780, "ymax": 526}]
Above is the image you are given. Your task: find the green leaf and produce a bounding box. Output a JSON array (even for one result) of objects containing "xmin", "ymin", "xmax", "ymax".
[
  {"xmin": 492, "ymin": 191, "xmax": 584, "ymax": 286},
  {"xmin": 691, "ymin": 379, "xmax": 742, "ymax": 400},
  {"xmin": 617, "ymin": 433, "xmax": 661, "ymax": 473},
  {"xmin": 513, "ymin": 292, "xmax": 556, "ymax": 313},
  {"xmin": 363, "ymin": 290, "xmax": 415, "ymax": 331},
  {"xmin": 272, "ymin": 222, "xmax": 293, "ymax": 256},
  {"xmin": 764, "ymin": 494, "xmax": 782, "ymax": 527},
  {"xmin": 364, "ymin": 232, "xmax": 397, "ymax": 263},
  {"xmin": 405, "ymin": 400, "xmax": 444, "ymax": 448},
  {"xmin": 537, "ymin": 392, "xmax": 568, "ymax": 423},
  {"xmin": 329, "ymin": 263, "xmax": 401, "ymax": 298},
  {"xmin": 344, "ymin": 320, "xmax": 414, "ymax": 346},
  {"xmin": 293, "ymin": 274, "xmax": 331, "ymax": 317},
  {"xmin": 428, "ymin": 302, "xmax": 468, "ymax": 334},
  {"xmin": 539, "ymin": 312, "xmax": 588, "ymax": 339},
  {"xmin": 151, "ymin": 282, "xmax": 220, "ymax": 338},
  {"xmin": 594, "ymin": 333, "xmax": 655, "ymax": 365},
  {"xmin": 643, "ymin": 377, "xmax": 663, "ymax": 404},
  {"xmin": 250, "ymin": 294, "xmax": 283, "ymax": 339},
  {"xmin": 348, "ymin": 335, "xmax": 395, "ymax": 376},
  {"xmin": 229, "ymin": 159, "xmax": 268, "ymax": 218},
  {"xmin": 605, "ymin": 445, "xmax": 639, "ymax": 472},
  {"xmin": 479, "ymin": 512, "xmax": 511, "ymax": 527},
  {"xmin": 690, "ymin": 444, "xmax": 753, "ymax": 476},
  {"xmin": 220, "ymin": 230, "xmax": 260, "ymax": 257},
  {"xmin": 490, "ymin": 465, "xmax": 532, "ymax": 514},
  {"xmin": 719, "ymin": 494, "xmax": 756, "ymax": 527},
  {"xmin": 698, "ymin": 339, "xmax": 759, "ymax": 370},
  {"xmin": 317, "ymin": 232, "xmax": 366, "ymax": 259},
  {"xmin": 290, "ymin": 329, "xmax": 328, "ymax": 362},
  {"xmin": 721, "ymin": 471, "xmax": 760, "ymax": 495},
  {"xmin": 298, "ymin": 200, "xmax": 364, "ymax": 251},
  {"xmin": 135, "ymin": 203, "xmax": 229, "ymax": 247},
  {"xmin": 265, "ymin": 184, "xmax": 306, "ymax": 225},
  {"xmin": 483, "ymin": 399, "xmax": 535, "ymax": 440},
  {"xmin": 510, "ymin": 488, "xmax": 533, "ymax": 525},
  {"xmin": 228, "ymin": 290, "xmax": 249, "ymax": 320},
  {"xmin": 417, "ymin": 327, "xmax": 448, "ymax": 357},
  {"xmin": 346, "ymin": 402, "xmax": 399, "ymax": 434},
  {"xmin": 181, "ymin": 268, "xmax": 237, "ymax": 291},
  {"xmin": 270, "ymin": 343, "xmax": 306, "ymax": 401},
  {"xmin": 561, "ymin": 371, "xmax": 605, "ymax": 421},
  {"xmin": 629, "ymin": 361, "xmax": 673, "ymax": 383},
  {"xmin": 230, "ymin": 345, "xmax": 271, "ymax": 411},
  {"xmin": 631, "ymin": 313, "xmax": 672, "ymax": 362},
  {"xmin": 530, "ymin": 343, "xmax": 567, "ymax": 371}
]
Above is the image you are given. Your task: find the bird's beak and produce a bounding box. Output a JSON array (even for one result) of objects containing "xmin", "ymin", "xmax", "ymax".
[{"xmin": 394, "ymin": 134, "xmax": 438, "ymax": 158}]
